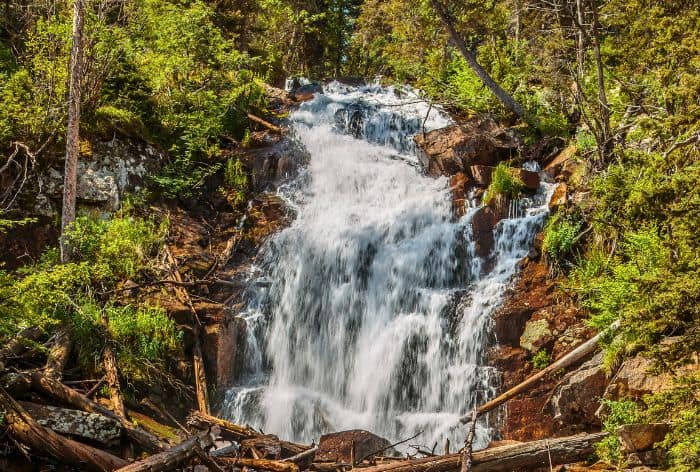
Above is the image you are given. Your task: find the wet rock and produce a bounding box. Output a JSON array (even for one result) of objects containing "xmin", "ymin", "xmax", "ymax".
[
  {"xmin": 415, "ymin": 118, "xmax": 519, "ymax": 177},
  {"xmin": 239, "ymin": 135, "xmax": 308, "ymax": 192},
  {"xmin": 208, "ymin": 314, "xmax": 247, "ymax": 389},
  {"xmin": 470, "ymin": 200, "xmax": 508, "ymax": 257},
  {"xmin": 449, "ymin": 172, "xmax": 471, "ymax": 219},
  {"xmin": 469, "ymin": 165, "xmax": 495, "ymax": 186},
  {"xmin": 549, "ymin": 352, "xmax": 607, "ymax": 428},
  {"xmin": 514, "ymin": 168, "xmax": 540, "ymax": 191},
  {"xmin": 316, "ymin": 430, "xmax": 392, "ymax": 463},
  {"xmin": 549, "ymin": 183, "xmax": 568, "ymax": 211},
  {"xmin": 519, "ymin": 318, "xmax": 551, "ymax": 352},
  {"xmin": 618, "ymin": 423, "xmax": 670, "ymax": 454},
  {"xmin": 293, "ymin": 83, "xmax": 323, "ymax": 102}
]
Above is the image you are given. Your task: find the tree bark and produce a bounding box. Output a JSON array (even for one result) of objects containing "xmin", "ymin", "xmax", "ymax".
[
  {"xmin": 44, "ymin": 325, "xmax": 73, "ymax": 381},
  {"xmin": 164, "ymin": 246, "xmax": 210, "ymax": 415},
  {"xmin": 19, "ymin": 400, "xmax": 122, "ymax": 444},
  {"xmin": 218, "ymin": 457, "xmax": 300, "ymax": 472},
  {"xmin": 0, "ymin": 388, "xmax": 128, "ymax": 472},
  {"xmin": 0, "ymin": 326, "xmax": 42, "ymax": 365},
  {"xmin": 461, "ymin": 322, "xmax": 617, "ymax": 421},
  {"xmin": 587, "ymin": 0, "xmax": 611, "ymax": 161},
  {"xmin": 29, "ymin": 372, "xmax": 166, "ymax": 453},
  {"xmin": 357, "ymin": 433, "xmax": 607, "ymax": 472},
  {"xmin": 101, "ymin": 312, "xmax": 127, "ymax": 419},
  {"xmin": 430, "ymin": 0, "xmax": 532, "ymax": 125},
  {"xmin": 60, "ymin": 0, "xmax": 85, "ymax": 263},
  {"xmin": 114, "ymin": 431, "xmax": 215, "ymax": 472}
]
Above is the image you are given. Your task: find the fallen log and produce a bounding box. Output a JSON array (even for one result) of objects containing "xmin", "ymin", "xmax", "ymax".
[
  {"xmin": 282, "ymin": 446, "xmax": 319, "ymax": 464},
  {"xmin": 29, "ymin": 371, "xmax": 166, "ymax": 453},
  {"xmin": 115, "ymin": 430, "xmax": 216, "ymax": 472},
  {"xmin": 20, "ymin": 400, "xmax": 122, "ymax": 444},
  {"xmin": 247, "ymin": 113, "xmax": 283, "ymax": 133},
  {"xmin": 44, "ymin": 325, "xmax": 73, "ymax": 380},
  {"xmin": 218, "ymin": 457, "xmax": 299, "ymax": 472},
  {"xmin": 0, "ymin": 387, "xmax": 128, "ymax": 472},
  {"xmin": 356, "ymin": 432, "xmax": 607, "ymax": 472},
  {"xmin": 102, "ymin": 312, "xmax": 127, "ymax": 419},
  {"xmin": 187, "ymin": 411, "xmax": 309, "ymax": 456},
  {"xmin": 465, "ymin": 322, "xmax": 619, "ymax": 421},
  {"xmin": 0, "ymin": 326, "xmax": 43, "ymax": 365}
]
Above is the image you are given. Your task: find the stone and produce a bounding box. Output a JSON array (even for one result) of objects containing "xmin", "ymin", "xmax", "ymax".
[
  {"xmin": 449, "ymin": 172, "xmax": 471, "ymax": 219},
  {"xmin": 544, "ymin": 144, "xmax": 577, "ymax": 179},
  {"xmin": 549, "ymin": 351, "xmax": 607, "ymax": 428},
  {"xmin": 549, "ymin": 183, "xmax": 568, "ymax": 211},
  {"xmin": 414, "ymin": 118, "xmax": 520, "ymax": 177},
  {"xmin": 293, "ymin": 83, "xmax": 323, "ymax": 102},
  {"xmin": 513, "ymin": 168, "xmax": 540, "ymax": 190},
  {"xmin": 618, "ymin": 423, "xmax": 670, "ymax": 453},
  {"xmin": 470, "ymin": 201, "xmax": 508, "ymax": 258},
  {"xmin": 20, "ymin": 401, "xmax": 122, "ymax": 444},
  {"xmin": 316, "ymin": 430, "xmax": 392, "ymax": 463},
  {"xmin": 519, "ymin": 318, "xmax": 551, "ymax": 352},
  {"xmin": 469, "ymin": 165, "xmax": 495, "ymax": 186}
]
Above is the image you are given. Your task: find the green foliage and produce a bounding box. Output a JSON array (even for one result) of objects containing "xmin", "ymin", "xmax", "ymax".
[
  {"xmin": 483, "ymin": 163, "xmax": 524, "ymax": 204},
  {"xmin": 542, "ymin": 211, "xmax": 583, "ymax": 265},
  {"xmin": 596, "ymin": 399, "xmax": 642, "ymax": 464},
  {"xmin": 530, "ymin": 349, "xmax": 551, "ymax": 370},
  {"xmin": 222, "ymin": 157, "xmax": 249, "ymax": 206}
]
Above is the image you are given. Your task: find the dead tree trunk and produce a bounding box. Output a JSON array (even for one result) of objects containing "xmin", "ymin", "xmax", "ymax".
[
  {"xmin": 114, "ymin": 431, "xmax": 215, "ymax": 472},
  {"xmin": 430, "ymin": 0, "xmax": 532, "ymax": 125},
  {"xmin": 101, "ymin": 312, "xmax": 126, "ymax": 419},
  {"xmin": 357, "ymin": 433, "xmax": 607, "ymax": 472},
  {"xmin": 44, "ymin": 325, "xmax": 73, "ymax": 380},
  {"xmin": 60, "ymin": 0, "xmax": 85, "ymax": 263},
  {"xmin": 29, "ymin": 372, "xmax": 165, "ymax": 453},
  {"xmin": 0, "ymin": 387, "xmax": 128, "ymax": 472},
  {"xmin": 164, "ymin": 246, "xmax": 210, "ymax": 415}
]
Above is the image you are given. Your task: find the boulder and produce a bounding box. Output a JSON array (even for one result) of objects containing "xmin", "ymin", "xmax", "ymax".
[
  {"xmin": 449, "ymin": 172, "xmax": 471, "ymax": 219},
  {"xmin": 544, "ymin": 144, "xmax": 576, "ymax": 179},
  {"xmin": 513, "ymin": 168, "xmax": 540, "ymax": 190},
  {"xmin": 549, "ymin": 352, "xmax": 607, "ymax": 428},
  {"xmin": 470, "ymin": 200, "xmax": 508, "ymax": 257},
  {"xmin": 415, "ymin": 118, "xmax": 519, "ymax": 177},
  {"xmin": 469, "ymin": 165, "xmax": 495, "ymax": 186},
  {"xmin": 618, "ymin": 423, "xmax": 670, "ymax": 453},
  {"xmin": 293, "ymin": 83, "xmax": 323, "ymax": 102},
  {"xmin": 316, "ymin": 430, "xmax": 392, "ymax": 463},
  {"xmin": 603, "ymin": 353, "xmax": 698, "ymax": 400},
  {"xmin": 549, "ymin": 183, "xmax": 568, "ymax": 211},
  {"xmin": 519, "ymin": 318, "xmax": 551, "ymax": 352}
]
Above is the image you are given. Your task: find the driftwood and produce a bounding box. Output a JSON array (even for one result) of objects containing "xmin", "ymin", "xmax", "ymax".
[
  {"xmin": 460, "ymin": 408, "xmax": 477, "ymax": 472},
  {"xmin": 0, "ymin": 387, "xmax": 128, "ymax": 472},
  {"xmin": 188, "ymin": 411, "xmax": 309, "ymax": 456},
  {"xmin": 29, "ymin": 371, "xmax": 166, "ymax": 453},
  {"xmin": 464, "ymin": 322, "xmax": 619, "ymax": 421},
  {"xmin": 44, "ymin": 325, "xmax": 73, "ymax": 380},
  {"xmin": 282, "ymin": 446, "xmax": 319, "ymax": 464},
  {"xmin": 219, "ymin": 457, "xmax": 300, "ymax": 472},
  {"xmin": 358, "ymin": 432, "xmax": 607, "ymax": 472},
  {"xmin": 115, "ymin": 430, "xmax": 216, "ymax": 472},
  {"xmin": 20, "ymin": 400, "xmax": 122, "ymax": 444},
  {"xmin": 164, "ymin": 245, "xmax": 210, "ymax": 415}
]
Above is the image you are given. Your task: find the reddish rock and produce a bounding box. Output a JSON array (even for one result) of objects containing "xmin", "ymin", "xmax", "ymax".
[
  {"xmin": 415, "ymin": 118, "xmax": 520, "ymax": 177},
  {"xmin": 513, "ymin": 168, "xmax": 540, "ymax": 190},
  {"xmin": 544, "ymin": 144, "xmax": 576, "ymax": 179},
  {"xmin": 470, "ymin": 200, "xmax": 508, "ymax": 258},
  {"xmin": 207, "ymin": 314, "xmax": 247, "ymax": 389},
  {"xmin": 449, "ymin": 172, "xmax": 471, "ymax": 219},
  {"xmin": 316, "ymin": 430, "xmax": 392, "ymax": 463},
  {"xmin": 469, "ymin": 165, "xmax": 495, "ymax": 186},
  {"xmin": 618, "ymin": 423, "xmax": 670, "ymax": 453},
  {"xmin": 549, "ymin": 183, "xmax": 568, "ymax": 211}
]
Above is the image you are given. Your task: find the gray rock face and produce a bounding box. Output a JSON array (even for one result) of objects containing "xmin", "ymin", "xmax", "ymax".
[
  {"xmin": 20, "ymin": 401, "xmax": 122, "ymax": 444},
  {"xmin": 39, "ymin": 138, "xmax": 164, "ymax": 213},
  {"xmin": 549, "ymin": 351, "xmax": 607, "ymax": 428}
]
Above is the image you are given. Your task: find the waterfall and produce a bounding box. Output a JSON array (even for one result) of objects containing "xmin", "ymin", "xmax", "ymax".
[{"xmin": 221, "ymin": 82, "xmax": 553, "ymax": 451}]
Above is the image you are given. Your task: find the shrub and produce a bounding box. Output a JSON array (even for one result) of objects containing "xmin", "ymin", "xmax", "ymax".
[
  {"xmin": 542, "ymin": 211, "xmax": 583, "ymax": 265},
  {"xmin": 596, "ymin": 399, "xmax": 641, "ymax": 464},
  {"xmin": 483, "ymin": 163, "xmax": 525, "ymax": 204}
]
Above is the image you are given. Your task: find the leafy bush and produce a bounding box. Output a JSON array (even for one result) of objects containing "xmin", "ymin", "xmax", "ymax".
[
  {"xmin": 531, "ymin": 349, "xmax": 551, "ymax": 370},
  {"xmin": 483, "ymin": 163, "xmax": 525, "ymax": 204},
  {"xmin": 542, "ymin": 211, "xmax": 583, "ymax": 265},
  {"xmin": 596, "ymin": 399, "xmax": 641, "ymax": 464}
]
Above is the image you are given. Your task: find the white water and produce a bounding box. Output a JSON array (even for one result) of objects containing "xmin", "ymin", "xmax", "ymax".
[{"xmin": 221, "ymin": 83, "xmax": 552, "ymax": 452}]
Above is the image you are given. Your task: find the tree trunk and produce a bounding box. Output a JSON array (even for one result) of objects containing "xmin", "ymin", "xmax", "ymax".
[
  {"xmin": 0, "ymin": 326, "xmax": 42, "ymax": 365},
  {"xmin": 164, "ymin": 246, "xmax": 210, "ymax": 415},
  {"xmin": 19, "ymin": 400, "xmax": 122, "ymax": 444},
  {"xmin": 357, "ymin": 433, "xmax": 607, "ymax": 472},
  {"xmin": 461, "ymin": 322, "xmax": 616, "ymax": 421},
  {"xmin": 587, "ymin": 0, "xmax": 611, "ymax": 161},
  {"xmin": 575, "ymin": 0, "xmax": 585, "ymax": 79},
  {"xmin": 101, "ymin": 312, "xmax": 127, "ymax": 419},
  {"xmin": 430, "ymin": 0, "xmax": 532, "ymax": 125},
  {"xmin": 44, "ymin": 325, "xmax": 73, "ymax": 381},
  {"xmin": 60, "ymin": 0, "xmax": 85, "ymax": 263},
  {"xmin": 0, "ymin": 388, "xmax": 128, "ymax": 472},
  {"xmin": 114, "ymin": 431, "xmax": 215, "ymax": 472},
  {"xmin": 29, "ymin": 372, "xmax": 166, "ymax": 453}
]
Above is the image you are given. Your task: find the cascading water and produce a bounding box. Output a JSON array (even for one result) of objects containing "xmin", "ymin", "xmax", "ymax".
[{"xmin": 221, "ymin": 82, "xmax": 553, "ymax": 451}]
